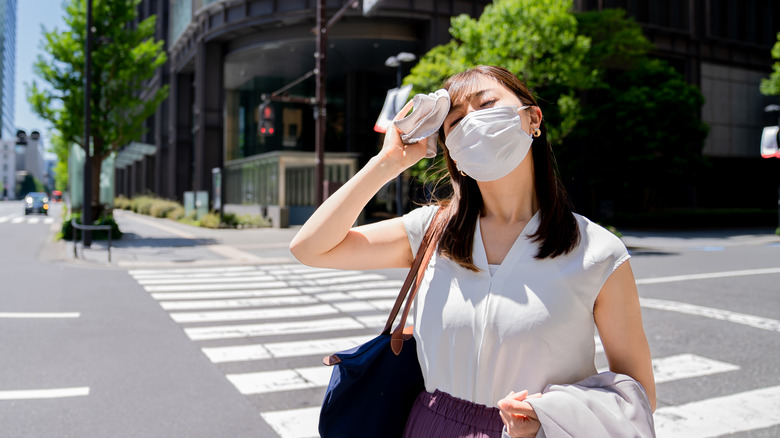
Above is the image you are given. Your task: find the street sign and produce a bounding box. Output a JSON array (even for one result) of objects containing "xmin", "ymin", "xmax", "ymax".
[
  {"xmin": 760, "ymin": 126, "xmax": 780, "ymax": 158},
  {"xmin": 363, "ymin": 0, "xmax": 386, "ymax": 16}
]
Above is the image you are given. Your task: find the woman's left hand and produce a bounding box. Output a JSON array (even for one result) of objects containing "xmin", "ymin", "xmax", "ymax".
[{"xmin": 497, "ymin": 390, "xmax": 542, "ymax": 438}]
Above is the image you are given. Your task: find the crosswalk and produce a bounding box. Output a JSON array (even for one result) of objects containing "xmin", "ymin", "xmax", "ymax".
[
  {"xmin": 0, "ymin": 214, "xmax": 55, "ymax": 225},
  {"xmin": 129, "ymin": 263, "xmax": 779, "ymax": 438}
]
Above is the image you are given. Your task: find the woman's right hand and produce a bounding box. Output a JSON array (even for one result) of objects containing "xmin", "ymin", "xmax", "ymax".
[{"xmin": 376, "ymin": 99, "xmax": 429, "ymax": 176}]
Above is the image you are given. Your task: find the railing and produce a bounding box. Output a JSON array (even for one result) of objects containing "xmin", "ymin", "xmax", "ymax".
[{"xmin": 72, "ymin": 222, "xmax": 113, "ymax": 263}]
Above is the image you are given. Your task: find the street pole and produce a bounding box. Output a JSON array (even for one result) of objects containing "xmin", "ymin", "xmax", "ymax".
[
  {"xmin": 314, "ymin": 0, "xmax": 327, "ymax": 206},
  {"xmin": 82, "ymin": 0, "xmax": 93, "ymax": 247},
  {"xmin": 313, "ymin": 0, "xmax": 359, "ymax": 206}
]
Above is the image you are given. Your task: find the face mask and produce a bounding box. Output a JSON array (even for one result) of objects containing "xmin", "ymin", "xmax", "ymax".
[{"xmin": 445, "ymin": 105, "xmax": 532, "ymax": 182}]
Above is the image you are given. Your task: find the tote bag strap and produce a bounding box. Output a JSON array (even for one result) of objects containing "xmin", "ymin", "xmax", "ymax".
[
  {"xmin": 383, "ymin": 208, "xmax": 444, "ymax": 355},
  {"xmin": 381, "ymin": 207, "xmax": 443, "ymax": 337}
]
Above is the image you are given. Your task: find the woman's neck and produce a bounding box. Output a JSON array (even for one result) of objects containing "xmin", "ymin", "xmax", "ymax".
[{"xmin": 477, "ymin": 156, "xmax": 538, "ymax": 224}]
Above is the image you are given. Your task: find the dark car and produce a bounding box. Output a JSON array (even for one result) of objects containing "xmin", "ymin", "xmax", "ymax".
[{"xmin": 24, "ymin": 192, "xmax": 49, "ymax": 216}]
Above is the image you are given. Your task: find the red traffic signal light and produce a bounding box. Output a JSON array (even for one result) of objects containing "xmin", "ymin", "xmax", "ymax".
[{"xmin": 258, "ymin": 103, "xmax": 275, "ymax": 137}]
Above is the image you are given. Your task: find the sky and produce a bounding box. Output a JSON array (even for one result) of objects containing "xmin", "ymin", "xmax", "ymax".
[{"xmin": 14, "ymin": 0, "xmax": 67, "ymax": 155}]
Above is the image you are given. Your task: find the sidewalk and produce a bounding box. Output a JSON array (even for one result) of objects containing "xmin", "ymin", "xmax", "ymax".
[
  {"xmin": 53, "ymin": 210, "xmax": 780, "ymax": 268},
  {"xmin": 61, "ymin": 210, "xmax": 300, "ymax": 268}
]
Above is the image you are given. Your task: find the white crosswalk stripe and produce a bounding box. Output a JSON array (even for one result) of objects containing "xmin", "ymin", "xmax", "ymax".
[
  {"xmin": 128, "ymin": 263, "xmax": 780, "ymax": 438},
  {"xmin": 0, "ymin": 215, "xmax": 55, "ymax": 224}
]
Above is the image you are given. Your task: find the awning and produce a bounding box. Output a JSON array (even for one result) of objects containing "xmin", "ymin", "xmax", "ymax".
[{"xmin": 115, "ymin": 141, "xmax": 157, "ymax": 169}]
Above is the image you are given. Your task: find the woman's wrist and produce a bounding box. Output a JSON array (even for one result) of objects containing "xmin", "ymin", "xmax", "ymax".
[{"xmin": 367, "ymin": 154, "xmax": 405, "ymax": 183}]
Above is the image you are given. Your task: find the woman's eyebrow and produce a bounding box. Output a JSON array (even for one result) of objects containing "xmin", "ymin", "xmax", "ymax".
[{"xmin": 449, "ymin": 89, "xmax": 490, "ymax": 114}]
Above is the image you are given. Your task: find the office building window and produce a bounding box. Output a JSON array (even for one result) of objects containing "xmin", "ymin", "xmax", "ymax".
[{"xmin": 709, "ymin": 0, "xmax": 777, "ymax": 45}]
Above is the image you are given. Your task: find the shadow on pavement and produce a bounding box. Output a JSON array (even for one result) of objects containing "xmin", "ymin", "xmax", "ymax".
[{"xmin": 112, "ymin": 233, "xmax": 218, "ymax": 249}]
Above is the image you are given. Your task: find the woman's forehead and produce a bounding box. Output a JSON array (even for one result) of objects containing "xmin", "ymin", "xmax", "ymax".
[{"xmin": 447, "ymin": 74, "xmax": 506, "ymax": 106}]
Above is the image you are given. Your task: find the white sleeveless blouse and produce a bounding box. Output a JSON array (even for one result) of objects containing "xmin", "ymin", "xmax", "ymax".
[{"xmin": 402, "ymin": 205, "xmax": 630, "ymax": 406}]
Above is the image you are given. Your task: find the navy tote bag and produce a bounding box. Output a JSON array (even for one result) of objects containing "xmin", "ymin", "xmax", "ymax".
[{"xmin": 319, "ymin": 209, "xmax": 442, "ymax": 438}]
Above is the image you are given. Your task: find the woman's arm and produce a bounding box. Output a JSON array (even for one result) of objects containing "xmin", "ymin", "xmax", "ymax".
[
  {"xmin": 289, "ymin": 100, "xmax": 428, "ymax": 270},
  {"xmin": 594, "ymin": 260, "xmax": 657, "ymax": 411}
]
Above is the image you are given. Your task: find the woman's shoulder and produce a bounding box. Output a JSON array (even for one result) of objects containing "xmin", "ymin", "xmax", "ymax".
[
  {"xmin": 572, "ymin": 213, "xmax": 629, "ymax": 264},
  {"xmin": 402, "ymin": 204, "xmax": 440, "ymax": 256}
]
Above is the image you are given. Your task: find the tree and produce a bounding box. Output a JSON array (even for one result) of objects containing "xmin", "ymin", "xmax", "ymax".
[
  {"xmin": 559, "ymin": 9, "xmax": 708, "ymax": 216},
  {"xmin": 402, "ymin": 3, "xmax": 707, "ymax": 217},
  {"xmin": 27, "ymin": 0, "xmax": 168, "ymax": 216},
  {"xmin": 760, "ymin": 32, "xmax": 780, "ymax": 96},
  {"xmin": 405, "ymin": 0, "xmax": 593, "ymax": 145},
  {"xmin": 49, "ymin": 131, "xmax": 71, "ymax": 192}
]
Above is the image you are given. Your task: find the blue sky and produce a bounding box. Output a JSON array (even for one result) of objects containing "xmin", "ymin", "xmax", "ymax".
[{"xmin": 14, "ymin": 0, "xmax": 67, "ymax": 153}]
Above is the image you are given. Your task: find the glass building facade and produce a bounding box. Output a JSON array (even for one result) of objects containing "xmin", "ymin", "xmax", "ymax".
[{"xmin": 0, "ymin": 0, "xmax": 16, "ymax": 140}]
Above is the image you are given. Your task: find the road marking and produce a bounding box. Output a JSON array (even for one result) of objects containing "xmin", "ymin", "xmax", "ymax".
[
  {"xmin": 636, "ymin": 267, "xmax": 780, "ymax": 285},
  {"xmin": 170, "ymin": 304, "xmax": 337, "ymax": 323},
  {"xmin": 136, "ymin": 275, "xmax": 277, "ymax": 285},
  {"xmin": 185, "ymin": 317, "xmax": 368, "ymax": 341},
  {"xmin": 44, "ymin": 218, "xmax": 54, "ymax": 224},
  {"xmin": 654, "ymin": 384, "xmax": 780, "ymax": 438},
  {"xmin": 261, "ymin": 407, "xmax": 320, "ymax": 438},
  {"xmin": 0, "ymin": 386, "xmax": 90, "ymax": 400},
  {"xmin": 285, "ymin": 274, "xmax": 387, "ymax": 286},
  {"xmin": 0, "ymin": 312, "xmax": 80, "ymax": 319},
  {"xmin": 150, "ymin": 288, "xmax": 301, "ymax": 301},
  {"xmin": 159, "ymin": 295, "xmax": 319, "ymax": 310},
  {"xmin": 144, "ymin": 281, "xmax": 288, "ymax": 292},
  {"xmin": 652, "ymin": 354, "xmax": 739, "ymax": 384},
  {"xmin": 201, "ymin": 335, "xmax": 372, "ymax": 363},
  {"xmin": 640, "ymin": 298, "xmax": 780, "ymax": 332},
  {"xmin": 130, "ymin": 266, "xmax": 260, "ymax": 276},
  {"xmin": 0, "ymin": 216, "xmax": 9, "ymax": 223},
  {"xmin": 11, "ymin": 217, "xmax": 24, "ymax": 223},
  {"xmin": 27, "ymin": 217, "xmax": 40, "ymax": 224},
  {"xmin": 227, "ymin": 366, "xmax": 332, "ymax": 395}
]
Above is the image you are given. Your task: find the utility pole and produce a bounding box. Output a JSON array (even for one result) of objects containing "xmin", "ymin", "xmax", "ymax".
[
  {"xmin": 83, "ymin": 0, "xmax": 93, "ymax": 246},
  {"xmin": 314, "ymin": 0, "xmax": 326, "ymax": 206},
  {"xmin": 314, "ymin": 0, "xmax": 359, "ymax": 206}
]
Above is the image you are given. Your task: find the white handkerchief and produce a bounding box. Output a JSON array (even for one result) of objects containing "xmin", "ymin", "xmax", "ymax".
[{"xmin": 393, "ymin": 89, "xmax": 450, "ymax": 158}]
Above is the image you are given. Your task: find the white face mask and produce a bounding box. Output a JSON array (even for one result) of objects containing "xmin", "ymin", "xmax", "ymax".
[{"xmin": 445, "ymin": 105, "xmax": 532, "ymax": 182}]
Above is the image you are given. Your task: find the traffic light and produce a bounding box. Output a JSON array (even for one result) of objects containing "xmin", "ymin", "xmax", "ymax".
[{"xmin": 258, "ymin": 102, "xmax": 275, "ymax": 137}]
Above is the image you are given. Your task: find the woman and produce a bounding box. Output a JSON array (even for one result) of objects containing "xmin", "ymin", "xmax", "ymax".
[{"xmin": 290, "ymin": 66, "xmax": 655, "ymax": 438}]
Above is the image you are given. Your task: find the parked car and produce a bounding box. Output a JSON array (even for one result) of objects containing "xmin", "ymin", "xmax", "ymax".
[{"xmin": 24, "ymin": 192, "xmax": 49, "ymax": 215}]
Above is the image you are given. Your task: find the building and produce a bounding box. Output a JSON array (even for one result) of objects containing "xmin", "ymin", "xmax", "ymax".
[
  {"xmin": 14, "ymin": 130, "xmax": 47, "ymax": 192},
  {"xmin": 0, "ymin": 138, "xmax": 13, "ymax": 198},
  {"xmin": 0, "ymin": 0, "xmax": 15, "ymax": 140},
  {"xmin": 117, "ymin": 0, "xmax": 491, "ymax": 226},
  {"xmin": 119, "ymin": 0, "xmax": 780, "ymax": 226}
]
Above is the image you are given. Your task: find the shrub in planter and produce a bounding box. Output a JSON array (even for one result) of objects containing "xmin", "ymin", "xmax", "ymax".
[{"xmin": 61, "ymin": 213, "xmax": 123, "ymax": 241}]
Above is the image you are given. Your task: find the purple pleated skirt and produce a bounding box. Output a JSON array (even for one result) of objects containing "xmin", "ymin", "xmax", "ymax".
[{"xmin": 402, "ymin": 389, "xmax": 504, "ymax": 438}]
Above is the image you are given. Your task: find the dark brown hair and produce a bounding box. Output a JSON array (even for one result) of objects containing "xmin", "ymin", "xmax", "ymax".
[{"xmin": 435, "ymin": 66, "xmax": 579, "ymax": 271}]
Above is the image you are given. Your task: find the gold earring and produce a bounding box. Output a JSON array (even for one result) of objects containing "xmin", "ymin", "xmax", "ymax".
[
  {"xmin": 460, "ymin": 170, "xmax": 467, "ymax": 177},
  {"xmin": 533, "ymin": 128, "xmax": 541, "ymax": 138}
]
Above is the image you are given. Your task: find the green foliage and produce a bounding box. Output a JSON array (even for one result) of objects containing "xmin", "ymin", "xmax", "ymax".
[
  {"xmin": 405, "ymin": 0, "xmax": 593, "ymax": 146},
  {"xmin": 199, "ymin": 212, "xmax": 221, "ymax": 229},
  {"xmin": 114, "ymin": 195, "xmax": 132, "ymax": 210},
  {"xmin": 560, "ymin": 57, "xmax": 708, "ymax": 212},
  {"xmin": 61, "ymin": 212, "xmax": 123, "ymax": 241},
  {"xmin": 760, "ymin": 32, "xmax": 780, "ymax": 96},
  {"xmin": 49, "ymin": 132, "xmax": 71, "ymax": 192},
  {"xmin": 114, "ymin": 195, "xmax": 271, "ymax": 228},
  {"xmin": 149, "ymin": 199, "xmax": 180, "ymax": 218},
  {"xmin": 27, "ymin": 0, "xmax": 169, "ymax": 211},
  {"xmin": 576, "ymin": 9, "xmax": 654, "ymax": 77}
]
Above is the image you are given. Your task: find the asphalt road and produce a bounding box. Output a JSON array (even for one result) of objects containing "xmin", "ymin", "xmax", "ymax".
[
  {"xmin": 0, "ymin": 201, "xmax": 275, "ymax": 437},
  {"xmin": 1, "ymin": 200, "xmax": 779, "ymax": 437}
]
